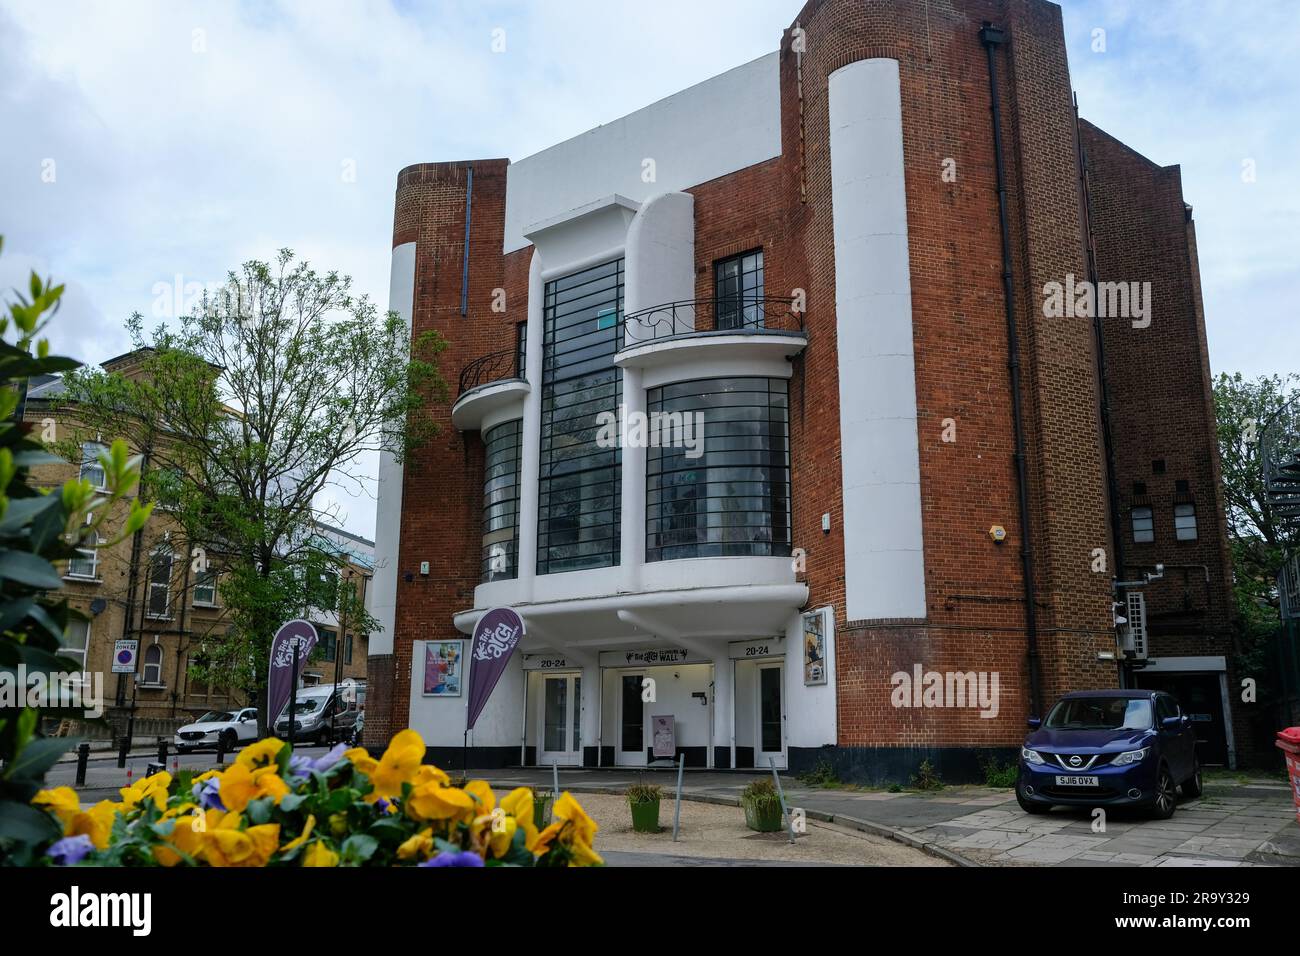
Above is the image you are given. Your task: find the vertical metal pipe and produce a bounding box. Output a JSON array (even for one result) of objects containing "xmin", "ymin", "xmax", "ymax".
[
  {"xmin": 981, "ymin": 23, "xmax": 1043, "ymax": 717},
  {"xmin": 672, "ymin": 753, "xmax": 685, "ymax": 841},
  {"xmin": 769, "ymin": 756, "xmax": 796, "ymax": 845}
]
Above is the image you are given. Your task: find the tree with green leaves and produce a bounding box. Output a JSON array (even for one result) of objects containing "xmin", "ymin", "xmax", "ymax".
[
  {"xmin": 1, "ymin": 238, "xmax": 152, "ymax": 864},
  {"xmin": 60, "ymin": 250, "xmax": 447, "ymax": 735},
  {"xmin": 1213, "ymin": 370, "xmax": 1300, "ymax": 711}
]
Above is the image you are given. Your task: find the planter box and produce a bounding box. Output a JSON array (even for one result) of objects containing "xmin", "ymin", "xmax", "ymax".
[
  {"xmin": 630, "ymin": 799, "xmax": 661, "ymax": 833},
  {"xmin": 743, "ymin": 799, "xmax": 784, "ymax": 833}
]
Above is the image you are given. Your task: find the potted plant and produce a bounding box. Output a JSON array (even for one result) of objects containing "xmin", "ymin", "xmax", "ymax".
[
  {"xmin": 532, "ymin": 788, "xmax": 553, "ymax": 830},
  {"xmin": 741, "ymin": 779, "xmax": 785, "ymax": 832},
  {"xmin": 627, "ymin": 781, "xmax": 663, "ymax": 833}
]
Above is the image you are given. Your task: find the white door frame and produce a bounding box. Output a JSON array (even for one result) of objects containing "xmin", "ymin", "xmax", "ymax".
[
  {"xmin": 755, "ymin": 661, "xmax": 787, "ymax": 770},
  {"xmin": 616, "ymin": 669, "xmax": 647, "ymax": 767},
  {"xmin": 536, "ymin": 672, "xmax": 582, "ymax": 766}
]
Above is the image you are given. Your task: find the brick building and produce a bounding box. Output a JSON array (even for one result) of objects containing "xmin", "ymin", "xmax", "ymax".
[
  {"xmin": 25, "ymin": 357, "xmax": 373, "ymax": 737},
  {"xmin": 366, "ymin": 0, "xmax": 1241, "ymax": 779}
]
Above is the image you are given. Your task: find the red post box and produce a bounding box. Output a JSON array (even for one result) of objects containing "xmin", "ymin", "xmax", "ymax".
[{"xmin": 1277, "ymin": 727, "xmax": 1300, "ymax": 828}]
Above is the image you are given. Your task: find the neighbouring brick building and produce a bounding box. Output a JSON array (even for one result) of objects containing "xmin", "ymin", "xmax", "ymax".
[{"xmin": 366, "ymin": 0, "xmax": 1242, "ymax": 779}]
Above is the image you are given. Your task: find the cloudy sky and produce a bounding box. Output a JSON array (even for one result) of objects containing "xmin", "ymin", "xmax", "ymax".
[{"xmin": 2, "ymin": 0, "xmax": 1295, "ymax": 538}]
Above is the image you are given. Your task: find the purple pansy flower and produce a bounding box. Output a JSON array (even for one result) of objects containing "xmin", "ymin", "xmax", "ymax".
[
  {"xmin": 420, "ymin": 851, "xmax": 485, "ymax": 867},
  {"xmin": 192, "ymin": 775, "xmax": 225, "ymax": 811},
  {"xmin": 311, "ymin": 743, "xmax": 349, "ymax": 771},
  {"xmin": 46, "ymin": 834, "xmax": 95, "ymax": 866}
]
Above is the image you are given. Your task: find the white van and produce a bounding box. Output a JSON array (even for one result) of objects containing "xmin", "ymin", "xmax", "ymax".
[{"xmin": 274, "ymin": 681, "xmax": 365, "ymax": 745}]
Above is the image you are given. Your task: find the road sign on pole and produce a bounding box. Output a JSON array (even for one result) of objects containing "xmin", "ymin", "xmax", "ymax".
[{"xmin": 112, "ymin": 640, "xmax": 139, "ymax": 674}]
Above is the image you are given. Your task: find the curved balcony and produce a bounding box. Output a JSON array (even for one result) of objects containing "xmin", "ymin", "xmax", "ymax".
[
  {"xmin": 451, "ymin": 346, "xmax": 529, "ymax": 432},
  {"xmin": 615, "ymin": 296, "xmax": 808, "ymax": 378}
]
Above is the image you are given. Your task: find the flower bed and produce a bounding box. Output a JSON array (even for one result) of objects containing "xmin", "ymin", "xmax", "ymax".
[{"xmin": 31, "ymin": 730, "xmax": 601, "ymax": 867}]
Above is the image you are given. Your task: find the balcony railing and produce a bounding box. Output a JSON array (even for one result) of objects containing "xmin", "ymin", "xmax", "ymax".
[
  {"xmin": 1262, "ymin": 395, "xmax": 1300, "ymax": 521},
  {"xmin": 458, "ymin": 346, "xmax": 522, "ymax": 397},
  {"xmin": 620, "ymin": 296, "xmax": 804, "ymax": 350}
]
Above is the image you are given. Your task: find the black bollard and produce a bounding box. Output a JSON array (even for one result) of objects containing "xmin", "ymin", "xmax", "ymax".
[
  {"xmin": 156, "ymin": 737, "xmax": 168, "ymax": 764},
  {"xmin": 216, "ymin": 733, "xmax": 226, "ymax": 766},
  {"xmin": 75, "ymin": 742, "xmax": 90, "ymax": 786},
  {"xmin": 116, "ymin": 735, "xmax": 129, "ymax": 769}
]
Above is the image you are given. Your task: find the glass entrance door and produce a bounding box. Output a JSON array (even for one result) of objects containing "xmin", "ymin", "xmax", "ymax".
[
  {"xmin": 756, "ymin": 663, "xmax": 785, "ymax": 769},
  {"xmin": 537, "ymin": 674, "xmax": 581, "ymax": 765},
  {"xmin": 618, "ymin": 672, "xmax": 647, "ymax": 766}
]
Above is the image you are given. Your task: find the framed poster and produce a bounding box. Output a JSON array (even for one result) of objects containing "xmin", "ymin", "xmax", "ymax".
[
  {"xmin": 423, "ymin": 640, "xmax": 463, "ymax": 697},
  {"xmin": 651, "ymin": 715, "xmax": 676, "ymax": 758},
  {"xmin": 802, "ymin": 609, "xmax": 828, "ymax": 686}
]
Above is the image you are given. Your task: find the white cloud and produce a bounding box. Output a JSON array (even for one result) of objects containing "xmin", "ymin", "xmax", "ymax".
[{"xmin": 2, "ymin": 0, "xmax": 1293, "ymax": 536}]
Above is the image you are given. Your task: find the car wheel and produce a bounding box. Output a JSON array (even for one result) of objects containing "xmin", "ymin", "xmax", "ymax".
[
  {"xmin": 1181, "ymin": 759, "xmax": 1204, "ymax": 799},
  {"xmin": 220, "ymin": 729, "xmax": 238, "ymax": 754},
  {"xmin": 1016, "ymin": 787, "xmax": 1051, "ymax": 815},
  {"xmin": 176, "ymin": 746, "xmax": 189, "ymax": 755},
  {"xmin": 1149, "ymin": 764, "xmax": 1177, "ymax": 819}
]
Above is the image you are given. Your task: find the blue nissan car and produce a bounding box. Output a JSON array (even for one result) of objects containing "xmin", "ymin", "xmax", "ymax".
[{"xmin": 1017, "ymin": 689, "xmax": 1202, "ymax": 819}]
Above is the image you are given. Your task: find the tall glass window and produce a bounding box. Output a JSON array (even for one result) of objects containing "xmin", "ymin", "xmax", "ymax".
[
  {"xmin": 481, "ymin": 419, "xmax": 522, "ymax": 581},
  {"xmin": 714, "ymin": 249, "xmax": 764, "ymax": 330},
  {"xmin": 646, "ymin": 377, "xmax": 791, "ymax": 561},
  {"xmin": 537, "ymin": 259, "xmax": 624, "ymax": 574}
]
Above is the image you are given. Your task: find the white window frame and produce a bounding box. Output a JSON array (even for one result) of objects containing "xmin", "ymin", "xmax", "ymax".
[
  {"xmin": 193, "ymin": 567, "xmax": 219, "ymax": 607},
  {"xmin": 142, "ymin": 643, "xmax": 164, "ymax": 687},
  {"xmin": 61, "ymin": 618, "xmax": 90, "ymax": 669},
  {"xmin": 1131, "ymin": 506, "xmax": 1155, "ymax": 544},
  {"xmin": 66, "ymin": 530, "xmax": 100, "ymax": 580},
  {"xmin": 147, "ymin": 546, "xmax": 174, "ymax": 619},
  {"xmin": 1173, "ymin": 503, "xmax": 1198, "ymax": 541},
  {"xmin": 78, "ymin": 441, "xmax": 108, "ymax": 490}
]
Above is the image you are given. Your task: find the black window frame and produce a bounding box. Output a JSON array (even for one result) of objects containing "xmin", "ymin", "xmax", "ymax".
[
  {"xmin": 713, "ymin": 249, "xmax": 765, "ymax": 330},
  {"xmin": 481, "ymin": 418, "xmax": 523, "ymax": 582}
]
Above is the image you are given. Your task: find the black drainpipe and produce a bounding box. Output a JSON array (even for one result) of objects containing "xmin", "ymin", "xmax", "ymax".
[{"xmin": 980, "ymin": 23, "xmax": 1042, "ymax": 717}]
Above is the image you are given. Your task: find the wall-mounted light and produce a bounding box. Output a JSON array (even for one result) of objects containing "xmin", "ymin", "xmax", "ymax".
[
  {"xmin": 989, "ymin": 525, "xmax": 1007, "ymax": 544},
  {"xmin": 821, "ymin": 513, "xmax": 831, "ymax": 534}
]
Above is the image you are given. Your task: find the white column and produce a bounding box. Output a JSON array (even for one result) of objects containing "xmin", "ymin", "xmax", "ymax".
[
  {"xmin": 516, "ymin": 251, "xmax": 544, "ymax": 599},
  {"xmin": 829, "ymin": 58, "xmax": 926, "ymax": 621},
  {"xmin": 370, "ymin": 241, "xmax": 417, "ymax": 657},
  {"xmin": 619, "ymin": 365, "xmax": 646, "ymax": 591},
  {"xmin": 713, "ymin": 655, "xmax": 733, "ymax": 769}
]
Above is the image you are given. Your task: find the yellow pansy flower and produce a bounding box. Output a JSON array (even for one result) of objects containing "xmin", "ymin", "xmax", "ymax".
[
  {"xmin": 567, "ymin": 834, "xmax": 604, "ymax": 867},
  {"xmin": 205, "ymin": 819, "xmax": 280, "ymax": 867},
  {"xmin": 412, "ymin": 764, "xmax": 450, "ymax": 787},
  {"xmin": 67, "ymin": 800, "xmax": 120, "ymax": 850},
  {"xmin": 302, "ymin": 842, "xmax": 339, "ymax": 867},
  {"xmin": 396, "ymin": 828, "xmax": 434, "ymax": 861},
  {"xmin": 218, "ymin": 763, "xmax": 259, "ymax": 813},
  {"xmin": 251, "ymin": 766, "xmax": 290, "ymax": 804},
  {"xmin": 499, "ymin": 787, "xmax": 539, "ymax": 850},
  {"xmin": 280, "ymin": 815, "xmax": 316, "ymax": 853},
  {"xmin": 235, "ymin": 737, "xmax": 284, "ymax": 770},
  {"xmin": 488, "ymin": 814, "xmax": 518, "ymax": 858},
  {"xmin": 363, "ymin": 729, "xmax": 425, "ymax": 801},
  {"xmin": 153, "ymin": 812, "xmax": 206, "ymax": 866},
  {"xmin": 33, "ymin": 786, "xmax": 81, "ymax": 826},
  {"xmin": 328, "ymin": 812, "xmax": 349, "ymax": 836},
  {"xmin": 464, "ymin": 780, "xmax": 495, "ymax": 814},
  {"xmin": 553, "ymin": 792, "xmax": 598, "ymax": 845},
  {"xmin": 120, "ymin": 770, "xmax": 171, "ymax": 811},
  {"xmin": 406, "ymin": 782, "xmax": 475, "ymax": 822},
  {"xmin": 344, "ymin": 747, "xmax": 378, "ymax": 778}
]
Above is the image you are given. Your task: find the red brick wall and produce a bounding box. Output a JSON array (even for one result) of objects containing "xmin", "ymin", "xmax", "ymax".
[
  {"xmin": 377, "ymin": 0, "xmax": 1232, "ymax": 771},
  {"xmin": 1079, "ymin": 121, "xmax": 1248, "ymax": 759}
]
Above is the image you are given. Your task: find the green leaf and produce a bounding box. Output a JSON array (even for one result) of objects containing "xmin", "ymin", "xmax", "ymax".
[
  {"xmin": 0, "ymin": 550, "xmax": 63, "ymax": 589},
  {"xmin": 279, "ymin": 792, "xmax": 306, "ymax": 813},
  {"xmin": 2, "ymin": 735, "xmax": 72, "ymax": 784},
  {"xmin": 0, "ymin": 493, "xmax": 61, "ymax": 533},
  {"xmin": 245, "ymin": 796, "xmax": 273, "ymax": 826},
  {"xmin": 0, "ymin": 798, "xmax": 62, "ymax": 844},
  {"xmin": 340, "ymin": 833, "xmax": 378, "ymax": 864}
]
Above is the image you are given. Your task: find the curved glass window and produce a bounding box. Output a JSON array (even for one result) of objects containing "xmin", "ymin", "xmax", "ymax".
[
  {"xmin": 646, "ymin": 377, "xmax": 790, "ymax": 561},
  {"xmin": 481, "ymin": 419, "xmax": 522, "ymax": 581},
  {"xmin": 537, "ymin": 259, "xmax": 624, "ymax": 574}
]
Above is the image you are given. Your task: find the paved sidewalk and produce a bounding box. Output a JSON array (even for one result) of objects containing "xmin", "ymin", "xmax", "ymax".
[{"xmin": 478, "ymin": 767, "xmax": 1300, "ymax": 868}]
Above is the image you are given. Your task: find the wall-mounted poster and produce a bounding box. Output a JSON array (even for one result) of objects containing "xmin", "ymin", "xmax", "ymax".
[
  {"xmin": 803, "ymin": 609, "xmax": 828, "ymax": 686},
  {"xmin": 423, "ymin": 640, "xmax": 463, "ymax": 697}
]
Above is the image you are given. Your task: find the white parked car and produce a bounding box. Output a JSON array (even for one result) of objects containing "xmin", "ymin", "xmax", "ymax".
[{"xmin": 174, "ymin": 707, "xmax": 259, "ymax": 753}]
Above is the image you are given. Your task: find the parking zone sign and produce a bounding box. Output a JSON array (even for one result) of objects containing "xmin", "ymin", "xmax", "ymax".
[{"xmin": 112, "ymin": 639, "xmax": 139, "ymax": 674}]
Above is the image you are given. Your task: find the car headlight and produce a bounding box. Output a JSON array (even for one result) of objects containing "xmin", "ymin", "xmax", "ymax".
[
  {"xmin": 1021, "ymin": 747, "xmax": 1045, "ymax": 765},
  {"xmin": 1113, "ymin": 747, "xmax": 1150, "ymax": 766}
]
